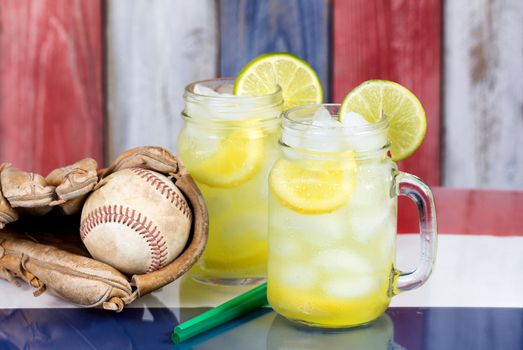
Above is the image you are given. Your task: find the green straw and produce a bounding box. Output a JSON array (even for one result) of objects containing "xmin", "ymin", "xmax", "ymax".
[{"xmin": 171, "ymin": 282, "xmax": 268, "ymax": 344}]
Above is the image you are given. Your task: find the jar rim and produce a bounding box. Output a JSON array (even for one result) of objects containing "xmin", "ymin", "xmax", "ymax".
[
  {"xmin": 183, "ymin": 78, "xmax": 283, "ymax": 123},
  {"xmin": 280, "ymin": 103, "xmax": 391, "ymax": 159},
  {"xmin": 278, "ymin": 140, "xmax": 392, "ymax": 161},
  {"xmin": 282, "ymin": 103, "xmax": 389, "ymax": 134},
  {"xmin": 184, "ymin": 77, "xmax": 283, "ymax": 103}
]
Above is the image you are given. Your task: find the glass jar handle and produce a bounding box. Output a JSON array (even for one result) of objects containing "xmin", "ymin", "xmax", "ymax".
[{"xmin": 393, "ymin": 171, "xmax": 438, "ymax": 294}]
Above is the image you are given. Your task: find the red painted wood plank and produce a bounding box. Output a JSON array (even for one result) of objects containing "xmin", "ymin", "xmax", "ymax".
[
  {"xmin": 0, "ymin": 0, "xmax": 103, "ymax": 175},
  {"xmin": 333, "ymin": 0, "xmax": 441, "ymax": 185},
  {"xmin": 398, "ymin": 187, "xmax": 523, "ymax": 236}
]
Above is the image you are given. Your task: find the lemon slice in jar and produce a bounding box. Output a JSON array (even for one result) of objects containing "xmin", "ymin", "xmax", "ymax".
[
  {"xmin": 178, "ymin": 127, "xmax": 264, "ymax": 188},
  {"xmin": 269, "ymin": 154, "xmax": 357, "ymax": 214}
]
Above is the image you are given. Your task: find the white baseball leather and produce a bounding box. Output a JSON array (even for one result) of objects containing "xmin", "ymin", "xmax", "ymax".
[{"xmin": 80, "ymin": 168, "xmax": 192, "ymax": 275}]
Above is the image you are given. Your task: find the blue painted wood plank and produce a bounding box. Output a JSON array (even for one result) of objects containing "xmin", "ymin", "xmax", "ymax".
[{"xmin": 219, "ymin": 0, "xmax": 330, "ymax": 99}]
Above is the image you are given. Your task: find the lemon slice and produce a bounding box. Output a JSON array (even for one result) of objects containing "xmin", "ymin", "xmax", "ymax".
[
  {"xmin": 269, "ymin": 155, "xmax": 356, "ymax": 214},
  {"xmin": 339, "ymin": 80, "xmax": 426, "ymax": 161},
  {"xmin": 234, "ymin": 52, "xmax": 323, "ymax": 110},
  {"xmin": 178, "ymin": 128, "xmax": 264, "ymax": 188}
]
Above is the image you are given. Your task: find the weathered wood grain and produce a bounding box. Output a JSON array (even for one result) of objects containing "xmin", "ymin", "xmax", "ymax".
[
  {"xmin": 219, "ymin": 0, "xmax": 330, "ymax": 98},
  {"xmin": 444, "ymin": 0, "xmax": 523, "ymax": 189},
  {"xmin": 398, "ymin": 187, "xmax": 523, "ymax": 235},
  {"xmin": 0, "ymin": 0, "xmax": 103, "ymax": 174},
  {"xmin": 106, "ymin": 0, "xmax": 218, "ymax": 161},
  {"xmin": 333, "ymin": 0, "xmax": 441, "ymax": 186}
]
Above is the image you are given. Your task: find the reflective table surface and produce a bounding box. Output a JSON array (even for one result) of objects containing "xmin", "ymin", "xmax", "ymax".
[
  {"xmin": 1, "ymin": 234, "xmax": 522, "ymax": 350},
  {"xmin": 1, "ymin": 307, "xmax": 521, "ymax": 349}
]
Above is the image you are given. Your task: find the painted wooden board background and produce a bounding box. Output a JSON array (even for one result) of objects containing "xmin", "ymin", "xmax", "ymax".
[
  {"xmin": 106, "ymin": 0, "xmax": 217, "ymax": 162},
  {"xmin": 332, "ymin": 0, "xmax": 442, "ymax": 186},
  {"xmin": 0, "ymin": 0, "xmax": 103, "ymax": 175},
  {"xmin": 0, "ymin": 0, "xmax": 522, "ymax": 191},
  {"xmin": 219, "ymin": 0, "xmax": 330, "ymax": 98},
  {"xmin": 443, "ymin": 0, "xmax": 523, "ymax": 189},
  {"xmin": 398, "ymin": 188, "xmax": 523, "ymax": 235}
]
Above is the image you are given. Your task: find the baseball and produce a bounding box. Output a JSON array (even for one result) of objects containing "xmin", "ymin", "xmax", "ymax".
[{"xmin": 80, "ymin": 168, "xmax": 192, "ymax": 275}]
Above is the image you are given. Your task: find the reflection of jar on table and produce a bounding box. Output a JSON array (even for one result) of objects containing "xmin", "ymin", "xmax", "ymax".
[{"xmin": 267, "ymin": 313, "xmax": 404, "ymax": 350}]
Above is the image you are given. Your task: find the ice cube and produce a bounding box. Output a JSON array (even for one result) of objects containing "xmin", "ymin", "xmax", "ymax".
[
  {"xmin": 350, "ymin": 204, "xmax": 394, "ymax": 242},
  {"xmin": 341, "ymin": 112, "xmax": 371, "ymax": 128},
  {"xmin": 269, "ymin": 234, "xmax": 300, "ymax": 258},
  {"xmin": 348, "ymin": 163, "xmax": 395, "ymax": 242},
  {"xmin": 346, "ymin": 134, "xmax": 387, "ymax": 152},
  {"xmin": 322, "ymin": 276, "xmax": 379, "ymax": 298},
  {"xmin": 311, "ymin": 107, "xmax": 340, "ymax": 127},
  {"xmin": 313, "ymin": 248, "xmax": 375, "ymax": 273},
  {"xmin": 180, "ymin": 124, "xmax": 220, "ymax": 158},
  {"xmin": 280, "ymin": 122, "xmax": 308, "ymax": 150},
  {"xmin": 300, "ymin": 219, "xmax": 344, "ymax": 244},
  {"xmin": 189, "ymin": 82, "xmax": 280, "ymax": 121},
  {"xmin": 301, "ymin": 107, "xmax": 346, "ymax": 152},
  {"xmin": 191, "ymin": 85, "xmax": 249, "ymax": 120},
  {"xmin": 275, "ymin": 264, "xmax": 319, "ymax": 288},
  {"xmin": 311, "ymin": 107, "xmax": 343, "ymax": 132},
  {"xmin": 281, "ymin": 107, "xmax": 348, "ymax": 152},
  {"xmin": 349, "ymin": 164, "xmax": 391, "ymax": 209},
  {"xmin": 186, "ymin": 85, "xmax": 224, "ymax": 118},
  {"xmin": 278, "ymin": 205, "xmax": 346, "ymax": 244},
  {"xmin": 193, "ymin": 83, "xmax": 219, "ymax": 96},
  {"xmin": 340, "ymin": 112, "xmax": 388, "ymax": 151},
  {"xmin": 215, "ymin": 83, "xmax": 234, "ymax": 95}
]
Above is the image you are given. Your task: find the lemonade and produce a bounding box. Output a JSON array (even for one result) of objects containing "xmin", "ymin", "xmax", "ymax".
[
  {"xmin": 178, "ymin": 53, "xmax": 323, "ymax": 284},
  {"xmin": 267, "ymin": 79, "xmax": 436, "ymax": 328},
  {"xmin": 268, "ymin": 105, "xmax": 398, "ymax": 327},
  {"xmin": 178, "ymin": 78, "xmax": 283, "ymax": 283}
]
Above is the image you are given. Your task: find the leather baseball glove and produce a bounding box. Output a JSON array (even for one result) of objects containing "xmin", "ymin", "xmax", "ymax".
[{"xmin": 0, "ymin": 147, "xmax": 208, "ymax": 312}]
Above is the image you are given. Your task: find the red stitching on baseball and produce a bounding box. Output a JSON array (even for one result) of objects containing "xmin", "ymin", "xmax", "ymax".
[
  {"xmin": 80, "ymin": 205, "xmax": 168, "ymax": 273},
  {"xmin": 129, "ymin": 168, "xmax": 192, "ymax": 221}
]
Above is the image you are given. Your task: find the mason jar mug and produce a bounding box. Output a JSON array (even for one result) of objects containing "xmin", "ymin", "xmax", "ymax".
[
  {"xmin": 178, "ymin": 78, "xmax": 283, "ymax": 284},
  {"xmin": 267, "ymin": 104, "xmax": 437, "ymax": 327}
]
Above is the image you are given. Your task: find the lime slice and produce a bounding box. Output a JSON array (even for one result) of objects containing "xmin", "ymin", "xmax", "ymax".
[
  {"xmin": 178, "ymin": 128, "xmax": 264, "ymax": 188},
  {"xmin": 339, "ymin": 80, "xmax": 426, "ymax": 161},
  {"xmin": 269, "ymin": 155, "xmax": 356, "ymax": 214},
  {"xmin": 234, "ymin": 52, "xmax": 323, "ymax": 110}
]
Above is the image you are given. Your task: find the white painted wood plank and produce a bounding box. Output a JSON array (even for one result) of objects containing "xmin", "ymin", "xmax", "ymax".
[
  {"xmin": 392, "ymin": 235, "xmax": 523, "ymax": 308},
  {"xmin": 444, "ymin": 0, "xmax": 523, "ymax": 189},
  {"xmin": 106, "ymin": 0, "xmax": 217, "ymax": 161}
]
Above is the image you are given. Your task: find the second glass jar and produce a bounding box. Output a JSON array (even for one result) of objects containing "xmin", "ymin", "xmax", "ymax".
[{"xmin": 267, "ymin": 104, "xmax": 437, "ymax": 328}]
